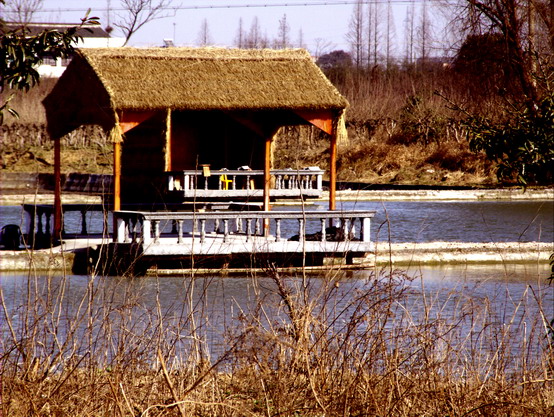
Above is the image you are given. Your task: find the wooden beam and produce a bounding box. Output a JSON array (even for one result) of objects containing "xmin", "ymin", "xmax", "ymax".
[
  {"xmin": 294, "ymin": 109, "xmax": 334, "ymax": 135},
  {"xmin": 118, "ymin": 110, "xmax": 155, "ymax": 133},
  {"xmin": 53, "ymin": 137, "xmax": 62, "ymax": 239}
]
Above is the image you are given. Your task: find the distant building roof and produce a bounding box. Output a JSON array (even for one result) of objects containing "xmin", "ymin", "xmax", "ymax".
[{"xmin": 2, "ymin": 22, "xmax": 111, "ymax": 38}]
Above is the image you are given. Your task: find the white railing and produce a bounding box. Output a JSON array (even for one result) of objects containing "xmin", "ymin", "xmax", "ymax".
[
  {"xmin": 114, "ymin": 210, "xmax": 375, "ymax": 247},
  {"xmin": 166, "ymin": 168, "xmax": 324, "ymax": 198}
]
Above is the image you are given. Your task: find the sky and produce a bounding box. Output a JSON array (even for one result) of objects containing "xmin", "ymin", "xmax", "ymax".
[{"xmin": 9, "ymin": 0, "xmax": 451, "ymax": 57}]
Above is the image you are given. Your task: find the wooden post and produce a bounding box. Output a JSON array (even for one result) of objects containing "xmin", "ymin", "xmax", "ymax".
[
  {"xmin": 113, "ymin": 139, "xmax": 121, "ymax": 242},
  {"xmin": 53, "ymin": 137, "xmax": 62, "ymax": 239},
  {"xmin": 329, "ymin": 129, "xmax": 337, "ymax": 211},
  {"xmin": 263, "ymin": 135, "xmax": 272, "ymax": 235}
]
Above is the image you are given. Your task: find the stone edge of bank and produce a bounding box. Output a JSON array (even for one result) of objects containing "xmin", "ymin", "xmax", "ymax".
[{"xmin": 1, "ymin": 241, "xmax": 551, "ymax": 273}]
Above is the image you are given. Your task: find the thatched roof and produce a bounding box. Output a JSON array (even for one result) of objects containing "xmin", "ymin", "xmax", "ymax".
[{"xmin": 43, "ymin": 47, "xmax": 348, "ymax": 138}]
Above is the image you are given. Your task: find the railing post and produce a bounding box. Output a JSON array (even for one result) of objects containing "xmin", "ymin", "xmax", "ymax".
[
  {"xmin": 142, "ymin": 219, "xmax": 151, "ymax": 245},
  {"xmin": 24, "ymin": 209, "xmax": 35, "ymax": 243},
  {"xmin": 200, "ymin": 219, "xmax": 206, "ymax": 243},
  {"xmin": 246, "ymin": 219, "xmax": 252, "ymax": 241},
  {"xmin": 45, "ymin": 212, "xmax": 52, "ymax": 236},
  {"xmin": 320, "ymin": 218, "xmax": 327, "ymax": 242},
  {"xmin": 184, "ymin": 173, "xmax": 190, "ymax": 191},
  {"xmin": 80, "ymin": 210, "xmax": 88, "ymax": 235},
  {"xmin": 223, "ymin": 219, "xmax": 229, "ymax": 242},
  {"xmin": 341, "ymin": 218, "xmax": 350, "ymax": 241},
  {"xmin": 177, "ymin": 220, "xmax": 184, "ymax": 244},
  {"xmin": 316, "ymin": 173, "xmax": 323, "ymax": 191},
  {"xmin": 37, "ymin": 211, "xmax": 44, "ymax": 235},
  {"xmin": 275, "ymin": 219, "xmax": 281, "ymax": 242},
  {"xmin": 151, "ymin": 220, "xmax": 159, "ymax": 243},
  {"xmin": 168, "ymin": 174, "xmax": 174, "ymax": 191},
  {"xmin": 130, "ymin": 217, "xmax": 138, "ymax": 242},
  {"xmin": 117, "ymin": 217, "xmax": 127, "ymax": 243},
  {"xmin": 361, "ymin": 217, "xmax": 371, "ymax": 242},
  {"xmin": 298, "ymin": 218, "xmax": 305, "ymax": 242}
]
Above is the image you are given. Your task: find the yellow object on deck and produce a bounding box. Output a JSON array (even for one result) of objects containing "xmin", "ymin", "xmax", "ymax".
[{"xmin": 220, "ymin": 174, "xmax": 232, "ymax": 190}]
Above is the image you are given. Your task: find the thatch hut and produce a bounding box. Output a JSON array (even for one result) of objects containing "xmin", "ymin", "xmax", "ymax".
[{"xmin": 43, "ymin": 47, "xmax": 348, "ymax": 235}]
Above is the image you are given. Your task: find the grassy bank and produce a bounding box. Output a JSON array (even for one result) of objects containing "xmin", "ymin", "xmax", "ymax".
[
  {"xmin": 1, "ymin": 70, "xmax": 497, "ymax": 186},
  {"xmin": 1, "ymin": 267, "xmax": 552, "ymax": 416}
]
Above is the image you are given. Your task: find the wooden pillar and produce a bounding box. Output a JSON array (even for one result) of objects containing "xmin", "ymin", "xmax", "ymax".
[
  {"xmin": 263, "ymin": 135, "xmax": 271, "ymax": 212},
  {"xmin": 329, "ymin": 131, "xmax": 337, "ymax": 211},
  {"xmin": 113, "ymin": 139, "xmax": 121, "ymax": 242},
  {"xmin": 165, "ymin": 108, "xmax": 172, "ymax": 171},
  {"xmin": 114, "ymin": 140, "xmax": 121, "ymax": 211},
  {"xmin": 53, "ymin": 137, "xmax": 62, "ymax": 239},
  {"xmin": 263, "ymin": 135, "xmax": 272, "ymax": 235},
  {"xmin": 293, "ymin": 109, "xmax": 339, "ymax": 210}
]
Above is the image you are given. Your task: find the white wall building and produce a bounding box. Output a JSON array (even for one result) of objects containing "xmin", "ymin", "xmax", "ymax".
[{"xmin": 5, "ymin": 23, "xmax": 125, "ymax": 78}]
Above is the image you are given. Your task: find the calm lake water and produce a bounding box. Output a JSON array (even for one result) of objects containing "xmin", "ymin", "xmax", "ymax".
[
  {"xmin": 1, "ymin": 264, "xmax": 552, "ymax": 363},
  {"xmin": 1, "ymin": 200, "xmax": 552, "ymax": 363},
  {"xmin": 1, "ymin": 199, "xmax": 553, "ymax": 242}
]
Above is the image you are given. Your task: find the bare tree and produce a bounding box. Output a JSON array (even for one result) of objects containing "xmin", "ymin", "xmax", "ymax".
[
  {"xmin": 235, "ymin": 17, "xmax": 245, "ymax": 48},
  {"xmin": 245, "ymin": 16, "xmax": 268, "ymax": 48},
  {"xmin": 297, "ymin": 28, "xmax": 305, "ymax": 49},
  {"xmin": 346, "ymin": 0, "xmax": 365, "ymax": 68},
  {"xmin": 454, "ymin": 0, "xmax": 553, "ymax": 106},
  {"xmin": 115, "ymin": 0, "xmax": 173, "ymax": 46},
  {"xmin": 2, "ymin": 0, "xmax": 43, "ymax": 24},
  {"xmin": 196, "ymin": 18, "xmax": 211, "ymax": 46},
  {"xmin": 404, "ymin": 0, "xmax": 416, "ymax": 65},
  {"xmin": 385, "ymin": 0, "xmax": 397, "ymax": 69},
  {"xmin": 416, "ymin": 0, "xmax": 433, "ymax": 65},
  {"xmin": 275, "ymin": 13, "xmax": 290, "ymax": 49},
  {"xmin": 365, "ymin": 0, "xmax": 383, "ymax": 66},
  {"xmin": 312, "ymin": 37, "xmax": 334, "ymax": 59},
  {"xmin": 531, "ymin": 0, "xmax": 554, "ymax": 54}
]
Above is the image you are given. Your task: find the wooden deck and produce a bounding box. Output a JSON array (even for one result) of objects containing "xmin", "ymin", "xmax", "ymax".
[
  {"xmin": 112, "ymin": 209, "xmax": 375, "ymax": 272},
  {"xmin": 20, "ymin": 203, "xmax": 375, "ymax": 274}
]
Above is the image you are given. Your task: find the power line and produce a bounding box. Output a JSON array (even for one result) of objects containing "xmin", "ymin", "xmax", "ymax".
[{"xmin": 37, "ymin": 0, "xmax": 434, "ymax": 14}]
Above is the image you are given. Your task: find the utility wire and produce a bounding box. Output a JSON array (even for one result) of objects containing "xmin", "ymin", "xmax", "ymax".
[{"xmin": 37, "ymin": 0, "xmax": 438, "ymax": 14}]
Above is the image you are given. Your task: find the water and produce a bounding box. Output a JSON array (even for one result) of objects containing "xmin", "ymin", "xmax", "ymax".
[
  {"xmin": 1, "ymin": 264, "xmax": 552, "ymax": 366},
  {"xmin": 1, "ymin": 199, "xmax": 552, "ymax": 242},
  {"xmin": 1, "ymin": 200, "xmax": 552, "ymax": 366}
]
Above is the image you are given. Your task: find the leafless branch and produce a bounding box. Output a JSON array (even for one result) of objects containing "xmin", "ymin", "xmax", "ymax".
[{"xmin": 114, "ymin": 0, "xmax": 174, "ymax": 46}]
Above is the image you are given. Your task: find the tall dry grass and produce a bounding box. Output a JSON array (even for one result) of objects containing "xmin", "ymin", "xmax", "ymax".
[{"xmin": 1, "ymin": 265, "xmax": 552, "ymax": 416}]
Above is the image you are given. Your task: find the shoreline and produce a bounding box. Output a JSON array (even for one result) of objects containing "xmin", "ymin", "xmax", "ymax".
[{"xmin": 1, "ymin": 187, "xmax": 553, "ymax": 206}]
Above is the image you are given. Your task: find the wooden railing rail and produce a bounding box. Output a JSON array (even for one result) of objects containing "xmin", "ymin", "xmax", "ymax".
[
  {"xmin": 167, "ymin": 168, "xmax": 324, "ymax": 193},
  {"xmin": 114, "ymin": 210, "xmax": 376, "ymax": 246}
]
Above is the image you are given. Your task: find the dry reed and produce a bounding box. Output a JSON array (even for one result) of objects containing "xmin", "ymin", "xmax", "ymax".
[{"xmin": 1, "ymin": 263, "xmax": 552, "ymax": 416}]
